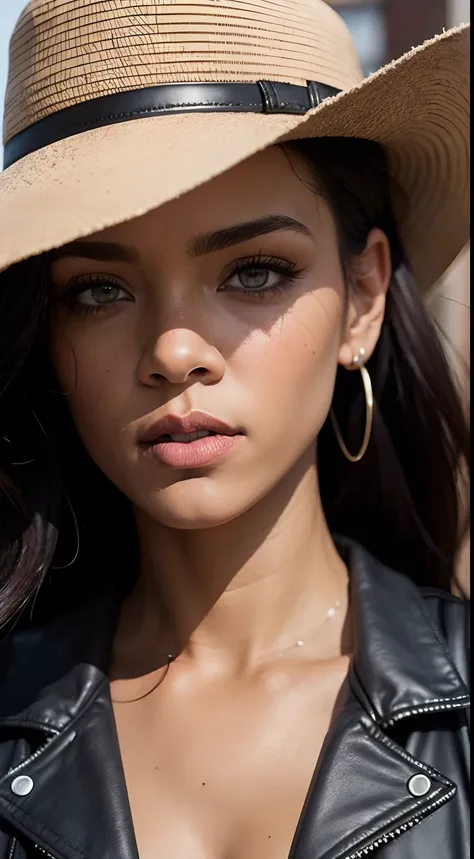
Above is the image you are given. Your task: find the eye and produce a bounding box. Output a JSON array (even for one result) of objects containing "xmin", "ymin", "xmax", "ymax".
[
  {"xmin": 220, "ymin": 255, "xmax": 304, "ymax": 298},
  {"xmin": 227, "ymin": 268, "xmax": 282, "ymax": 291},
  {"xmin": 74, "ymin": 283, "xmax": 129, "ymax": 306},
  {"xmin": 58, "ymin": 275, "xmax": 134, "ymax": 314}
]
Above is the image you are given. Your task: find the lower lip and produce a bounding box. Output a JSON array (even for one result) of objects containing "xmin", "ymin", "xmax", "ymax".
[{"xmin": 142, "ymin": 434, "xmax": 242, "ymax": 469}]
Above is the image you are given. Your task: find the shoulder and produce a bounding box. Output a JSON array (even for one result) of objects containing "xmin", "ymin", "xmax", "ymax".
[{"xmin": 419, "ymin": 587, "xmax": 470, "ymax": 688}]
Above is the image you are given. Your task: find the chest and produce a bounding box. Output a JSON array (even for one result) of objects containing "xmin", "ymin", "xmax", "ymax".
[{"xmin": 112, "ymin": 659, "xmax": 350, "ymax": 859}]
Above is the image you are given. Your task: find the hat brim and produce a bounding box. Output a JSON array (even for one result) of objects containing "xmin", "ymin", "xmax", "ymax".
[{"xmin": 0, "ymin": 24, "xmax": 469, "ymax": 291}]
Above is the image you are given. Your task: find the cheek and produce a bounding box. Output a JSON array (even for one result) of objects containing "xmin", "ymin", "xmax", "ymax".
[
  {"xmin": 49, "ymin": 321, "xmax": 134, "ymax": 434},
  {"xmin": 236, "ymin": 288, "xmax": 343, "ymax": 440}
]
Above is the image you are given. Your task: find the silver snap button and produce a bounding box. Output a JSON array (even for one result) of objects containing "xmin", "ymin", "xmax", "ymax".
[
  {"xmin": 407, "ymin": 773, "xmax": 431, "ymax": 797},
  {"xmin": 11, "ymin": 775, "xmax": 34, "ymax": 797}
]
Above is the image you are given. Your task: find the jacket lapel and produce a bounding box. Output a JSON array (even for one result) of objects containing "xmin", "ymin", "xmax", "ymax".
[
  {"xmin": 0, "ymin": 680, "xmax": 138, "ymax": 859},
  {"xmin": 288, "ymin": 681, "xmax": 459, "ymax": 859}
]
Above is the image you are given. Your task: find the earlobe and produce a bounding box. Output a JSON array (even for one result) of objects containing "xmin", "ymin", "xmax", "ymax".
[{"xmin": 338, "ymin": 341, "xmax": 355, "ymax": 367}]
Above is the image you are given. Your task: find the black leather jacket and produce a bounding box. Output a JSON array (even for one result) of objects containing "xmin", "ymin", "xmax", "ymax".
[{"xmin": 0, "ymin": 541, "xmax": 469, "ymax": 859}]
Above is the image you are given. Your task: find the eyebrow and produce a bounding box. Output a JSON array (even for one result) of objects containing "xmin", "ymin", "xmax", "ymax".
[
  {"xmin": 188, "ymin": 214, "xmax": 314, "ymax": 257},
  {"xmin": 50, "ymin": 240, "xmax": 140, "ymax": 264},
  {"xmin": 50, "ymin": 214, "xmax": 313, "ymax": 265}
]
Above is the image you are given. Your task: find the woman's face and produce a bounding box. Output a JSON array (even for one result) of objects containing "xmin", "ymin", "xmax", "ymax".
[{"xmin": 49, "ymin": 146, "xmax": 388, "ymax": 528}]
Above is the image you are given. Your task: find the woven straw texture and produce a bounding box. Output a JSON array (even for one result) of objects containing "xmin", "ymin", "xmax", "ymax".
[
  {"xmin": 0, "ymin": 0, "xmax": 469, "ymax": 293},
  {"xmin": 4, "ymin": 0, "xmax": 361, "ymax": 141}
]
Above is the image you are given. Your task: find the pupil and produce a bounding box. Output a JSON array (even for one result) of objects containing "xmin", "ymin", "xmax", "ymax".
[
  {"xmin": 92, "ymin": 285, "xmax": 119, "ymax": 303},
  {"xmin": 240, "ymin": 269, "xmax": 269, "ymax": 289}
]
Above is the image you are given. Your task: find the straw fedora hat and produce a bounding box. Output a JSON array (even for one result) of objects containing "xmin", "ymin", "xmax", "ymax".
[{"xmin": 0, "ymin": 0, "xmax": 469, "ymax": 291}]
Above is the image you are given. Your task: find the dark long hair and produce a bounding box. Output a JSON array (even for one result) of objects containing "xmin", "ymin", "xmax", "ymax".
[{"xmin": 0, "ymin": 138, "xmax": 469, "ymax": 630}]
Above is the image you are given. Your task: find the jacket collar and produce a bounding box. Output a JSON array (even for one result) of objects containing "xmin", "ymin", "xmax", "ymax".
[
  {"xmin": 0, "ymin": 537, "xmax": 468, "ymax": 735},
  {"xmin": 338, "ymin": 538, "xmax": 469, "ymax": 725}
]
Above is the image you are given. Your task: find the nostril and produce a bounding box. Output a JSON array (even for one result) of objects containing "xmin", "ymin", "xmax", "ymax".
[{"xmin": 149, "ymin": 366, "xmax": 209, "ymax": 384}]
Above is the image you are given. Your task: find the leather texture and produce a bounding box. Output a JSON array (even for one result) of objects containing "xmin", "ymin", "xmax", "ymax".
[
  {"xmin": 3, "ymin": 80, "xmax": 341, "ymax": 169},
  {"xmin": 0, "ymin": 539, "xmax": 469, "ymax": 859}
]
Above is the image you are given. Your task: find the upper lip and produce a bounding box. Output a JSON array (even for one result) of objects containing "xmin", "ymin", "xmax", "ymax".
[{"xmin": 139, "ymin": 411, "xmax": 239, "ymax": 443}]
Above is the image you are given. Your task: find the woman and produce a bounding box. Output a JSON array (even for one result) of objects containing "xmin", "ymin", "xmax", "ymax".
[{"xmin": 0, "ymin": 0, "xmax": 469, "ymax": 857}]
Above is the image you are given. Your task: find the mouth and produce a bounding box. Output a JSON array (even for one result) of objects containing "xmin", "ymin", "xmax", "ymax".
[
  {"xmin": 139, "ymin": 410, "xmax": 240, "ymax": 445},
  {"xmin": 138, "ymin": 411, "xmax": 243, "ymax": 469},
  {"xmin": 152, "ymin": 429, "xmax": 224, "ymax": 444}
]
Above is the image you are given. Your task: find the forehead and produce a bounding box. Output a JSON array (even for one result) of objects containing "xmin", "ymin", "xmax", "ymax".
[{"xmin": 83, "ymin": 146, "xmax": 328, "ymax": 247}]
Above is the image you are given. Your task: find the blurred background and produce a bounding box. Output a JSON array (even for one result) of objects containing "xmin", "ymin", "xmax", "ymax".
[{"xmin": 0, "ymin": 0, "xmax": 470, "ymax": 589}]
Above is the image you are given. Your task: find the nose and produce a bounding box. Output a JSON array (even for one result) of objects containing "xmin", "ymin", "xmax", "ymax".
[{"xmin": 137, "ymin": 327, "xmax": 225, "ymax": 387}]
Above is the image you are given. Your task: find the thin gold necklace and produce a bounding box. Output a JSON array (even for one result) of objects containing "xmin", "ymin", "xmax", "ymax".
[
  {"xmin": 295, "ymin": 598, "xmax": 342, "ymax": 647},
  {"xmin": 276, "ymin": 598, "xmax": 343, "ymax": 657}
]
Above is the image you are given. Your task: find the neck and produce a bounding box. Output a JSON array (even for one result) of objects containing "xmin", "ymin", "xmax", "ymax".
[{"xmin": 118, "ymin": 457, "xmax": 348, "ymax": 676}]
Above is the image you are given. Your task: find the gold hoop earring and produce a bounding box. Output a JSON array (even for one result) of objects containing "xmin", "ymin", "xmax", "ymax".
[{"xmin": 330, "ymin": 348, "xmax": 374, "ymax": 463}]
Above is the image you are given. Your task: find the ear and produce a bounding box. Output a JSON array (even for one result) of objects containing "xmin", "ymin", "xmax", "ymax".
[{"xmin": 338, "ymin": 228, "xmax": 392, "ymax": 368}]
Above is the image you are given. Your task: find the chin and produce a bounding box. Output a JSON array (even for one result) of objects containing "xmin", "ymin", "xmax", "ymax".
[
  {"xmin": 152, "ymin": 510, "xmax": 237, "ymax": 530},
  {"xmin": 138, "ymin": 477, "xmax": 250, "ymax": 530}
]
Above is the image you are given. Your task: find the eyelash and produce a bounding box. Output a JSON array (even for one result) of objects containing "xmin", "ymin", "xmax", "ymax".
[
  {"xmin": 59, "ymin": 273, "xmax": 131, "ymax": 317},
  {"xmin": 58, "ymin": 254, "xmax": 305, "ymax": 316},
  {"xmin": 219, "ymin": 255, "xmax": 304, "ymax": 299}
]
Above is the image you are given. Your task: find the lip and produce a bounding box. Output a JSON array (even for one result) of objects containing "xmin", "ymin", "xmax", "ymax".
[
  {"xmin": 139, "ymin": 410, "xmax": 239, "ymax": 445},
  {"xmin": 143, "ymin": 433, "xmax": 241, "ymax": 469}
]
